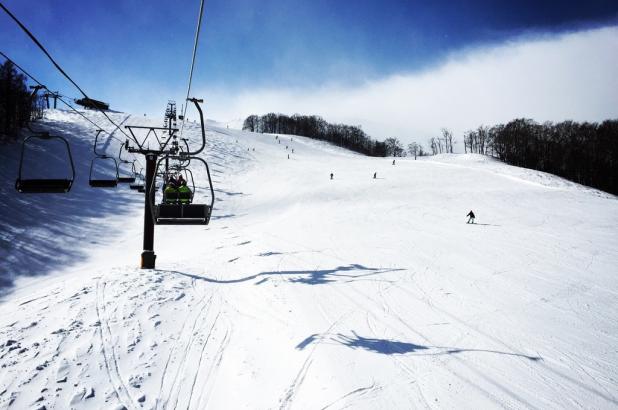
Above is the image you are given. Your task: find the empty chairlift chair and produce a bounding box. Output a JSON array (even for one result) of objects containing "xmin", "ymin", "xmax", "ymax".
[
  {"xmin": 89, "ymin": 130, "xmax": 119, "ymax": 188},
  {"xmin": 130, "ymin": 168, "xmax": 145, "ymax": 192},
  {"xmin": 89, "ymin": 156, "xmax": 119, "ymax": 187},
  {"xmin": 15, "ymin": 133, "xmax": 76, "ymax": 193},
  {"xmin": 150, "ymin": 156, "xmax": 214, "ymax": 225},
  {"xmin": 117, "ymin": 143, "xmax": 137, "ymax": 184}
]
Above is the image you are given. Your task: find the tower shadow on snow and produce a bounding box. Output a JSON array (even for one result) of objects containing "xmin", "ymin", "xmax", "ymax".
[
  {"xmin": 297, "ymin": 331, "xmax": 542, "ymax": 360},
  {"xmin": 169, "ymin": 264, "xmax": 404, "ymax": 286}
]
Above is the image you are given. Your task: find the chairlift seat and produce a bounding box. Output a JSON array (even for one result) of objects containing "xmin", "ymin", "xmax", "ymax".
[
  {"xmin": 154, "ymin": 204, "xmax": 211, "ymax": 225},
  {"xmin": 90, "ymin": 179, "xmax": 118, "ymax": 188},
  {"xmin": 130, "ymin": 183, "xmax": 144, "ymax": 190},
  {"xmin": 15, "ymin": 178, "xmax": 73, "ymax": 193}
]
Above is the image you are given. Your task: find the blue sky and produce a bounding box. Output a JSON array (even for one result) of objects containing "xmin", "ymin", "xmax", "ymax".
[{"xmin": 2, "ymin": 0, "xmax": 617, "ymax": 141}]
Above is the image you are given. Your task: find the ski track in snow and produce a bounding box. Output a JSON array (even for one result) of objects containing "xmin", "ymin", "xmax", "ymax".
[{"xmin": 0, "ymin": 110, "xmax": 617, "ymax": 409}]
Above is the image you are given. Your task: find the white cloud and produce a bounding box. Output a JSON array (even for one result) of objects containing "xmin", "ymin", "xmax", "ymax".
[{"xmin": 202, "ymin": 25, "xmax": 618, "ymax": 148}]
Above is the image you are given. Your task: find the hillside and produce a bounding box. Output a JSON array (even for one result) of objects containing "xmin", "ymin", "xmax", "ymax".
[{"xmin": 0, "ymin": 109, "xmax": 617, "ymax": 409}]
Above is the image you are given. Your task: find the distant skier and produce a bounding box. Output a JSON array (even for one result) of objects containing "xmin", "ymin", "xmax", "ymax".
[
  {"xmin": 392, "ymin": 159, "xmax": 395, "ymax": 165},
  {"xmin": 292, "ymin": 149, "xmax": 294, "ymax": 153},
  {"xmin": 287, "ymin": 154, "xmax": 290, "ymax": 159},
  {"xmin": 466, "ymin": 210, "xmax": 475, "ymax": 224},
  {"xmin": 373, "ymin": 172, "xmax": 377, "ymax": 179},
  {"xmin": 330, "ymin": 173, "xmax": 334, "ymax": 180}
]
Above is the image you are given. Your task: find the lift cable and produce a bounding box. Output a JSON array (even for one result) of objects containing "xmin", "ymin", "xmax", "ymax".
[
  {"xmin": 0, "ymin": 2, "xmax": 139, "ymax": 146},
  {"xmin": 179, "ymin": 0, "xmax": 206, "ymax": 139},
  {"xmin": 0, "ymin": 50, "xmax": 143, "ymax": 168}
]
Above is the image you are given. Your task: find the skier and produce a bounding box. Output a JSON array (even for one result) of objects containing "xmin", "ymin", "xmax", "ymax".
[
  {"xmin": 287, "ymin": 154, "xmax": 290, "ymax": 159},
  {"xmin": 373, "ymin": 172, "xmax": 377, "ymax": 179},
  {"xmin": 392, "ymin": 159, "xmax": 395, "ymax": 165},
  {"xmin": 466, "ymin": 210, "xmax": 475, "ymax": 224},
  {"xmin": 330, "ymin": 173, "xmax": 334, "ymax": 180}
]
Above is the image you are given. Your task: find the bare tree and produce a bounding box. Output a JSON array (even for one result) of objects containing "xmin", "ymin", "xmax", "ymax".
[
  {"xmin": 407, "ymin": 142, "xmax": 419, "ymax": 159},
  {"xmin": 441, "ymin": 128, "xmax": 454, "ymax": 153}
]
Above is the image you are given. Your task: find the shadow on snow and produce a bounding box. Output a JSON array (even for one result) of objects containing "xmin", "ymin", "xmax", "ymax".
[
  {"xmin": 0, "ymin": 116, "xmax": 137, "ymax": 297},
  {"xmin": 297, "ymin": 331, "xmax": 542, "ymax": 360},
  {"xmin": 169, "ymin": 264, "xmax": 404, "ymax": 285}
]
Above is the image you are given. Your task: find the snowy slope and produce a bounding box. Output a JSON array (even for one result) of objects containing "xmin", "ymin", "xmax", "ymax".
[{"xmin": 0, "ymin": 109, "xmax": 617, "ymax": 409}]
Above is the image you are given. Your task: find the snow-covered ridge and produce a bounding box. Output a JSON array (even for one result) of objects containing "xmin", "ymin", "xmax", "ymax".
[{"xmin": 0, "ymin": 109, "xmax": 617, "ymax": 409}]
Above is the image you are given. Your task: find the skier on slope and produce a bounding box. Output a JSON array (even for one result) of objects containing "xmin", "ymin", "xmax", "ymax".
[
  {"xmin": 330, "ymin": 173, "xmax": 334, "ymax": 180},
  {"xmin": 467, "ymin": 210, "xmax": 475, "ymax": 224}
]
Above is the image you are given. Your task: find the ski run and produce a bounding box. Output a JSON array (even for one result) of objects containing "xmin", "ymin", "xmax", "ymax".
[{"xmin": 0, "ymin": 109, "xmax": 617, "ymax": 410}]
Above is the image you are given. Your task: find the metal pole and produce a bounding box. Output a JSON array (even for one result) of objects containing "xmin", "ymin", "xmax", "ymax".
[{"xmin": 141, "ymin": 153, "xmax": 157, "ymax": 269}]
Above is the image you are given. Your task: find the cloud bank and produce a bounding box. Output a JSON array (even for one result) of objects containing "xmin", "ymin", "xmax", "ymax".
[{"xmin": 203, "ymin": 25, "xmax": 618, "ymax": 147}]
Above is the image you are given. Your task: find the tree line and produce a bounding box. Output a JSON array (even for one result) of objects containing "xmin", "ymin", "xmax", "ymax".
[
  {"xmin": 0, "ymin": 60, "xmax": 42, "ymax": 141},
  {"xmin": 243, "ymin": 113, "xmax": 390, "ymax": 156},
  {"xmin": 463, "ymin": 119, "xmax": 618, "ymax": 195}
]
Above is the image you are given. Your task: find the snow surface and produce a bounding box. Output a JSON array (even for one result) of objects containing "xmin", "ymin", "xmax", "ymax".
[{"xmin": 0, "ymin": 109, "xmax": 617, "ymax": 409}]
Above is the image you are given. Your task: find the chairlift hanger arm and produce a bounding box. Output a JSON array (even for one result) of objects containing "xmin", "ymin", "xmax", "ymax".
[
  {"xmin": 93, "ymin": 129, "xmax": 105, "ymax": 156},
  {"xmin": 184, "ymin": 98, "xmax": 205, "ymax": 156}
]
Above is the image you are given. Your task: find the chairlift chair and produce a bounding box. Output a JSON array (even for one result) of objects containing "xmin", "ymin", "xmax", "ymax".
[
  {"xmin": 150, "ymin": 155, "xmax": 214, "ymax": 225},
  {"xmin": 130, "ymin": 167, "xmax": 145, "ymax": 191},
  {"xmin": 89, "ymin": 156, "xmax": 119, "ymax": 187},
  {"xmin": 117, "ymin": 143, "xmax": 136, "ymax": 183},
  {"xmin": 15, "ymin": 133, "xmax": 76, "ymax": 193},
  {"xmin": 89, "ymin": 130, "xmax": 119, "ymax": 188}
]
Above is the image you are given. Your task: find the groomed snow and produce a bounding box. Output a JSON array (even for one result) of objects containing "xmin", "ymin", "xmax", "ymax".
[{"xmin": 0, "ymin": 109, "xmax": 617, "ymax": 409}]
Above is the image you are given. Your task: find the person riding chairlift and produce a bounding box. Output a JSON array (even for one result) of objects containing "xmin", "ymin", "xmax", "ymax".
[
  {"xmin": 177, "ymin": 174, "xmax": 192, "ymax": 204},
  {"xmin": 164, "ymin": 174, "xmax": 182, "ymax": 203}
]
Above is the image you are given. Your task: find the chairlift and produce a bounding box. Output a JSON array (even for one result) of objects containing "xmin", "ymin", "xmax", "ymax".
[
  {"xmin": 130, "ymin": 167, "xmax": 145, "ymax": 191},
  {"xmin": 150, "ymin": 155, "xmax": 214, "ymax": 225},
  {"xmin": 15, "ymin": 133, "xmax": 76, "ymax": 193},
  {"xmin": 117, "ymin": 142, "xmax": 136, "ymax": 183},
  {"xmin": 89, "ymin": 130, "xmax": 119, "ymax": 188}
]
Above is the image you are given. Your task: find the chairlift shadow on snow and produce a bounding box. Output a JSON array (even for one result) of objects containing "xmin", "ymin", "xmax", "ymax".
[
  {"xmin": 296, "ymin": 331, "xmax": 542, "ymax": 361},
  {"xmin": 168, "ymin": 264, "xmax": 404, "ymax": 286},
  {"xmin": 0, "ymin": 118, "xmax": 137, "ymax": 297}
]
